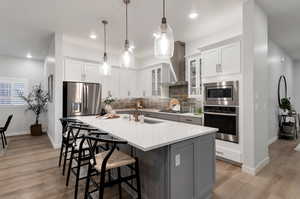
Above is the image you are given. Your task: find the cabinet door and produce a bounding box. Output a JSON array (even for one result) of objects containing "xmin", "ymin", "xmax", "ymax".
[
  {"xmin": 201, "ymin": 49, "xmax": 219, "ymax": 78},
  {"xmin": 157, "ymin": 67, "xmax": 162, "ymax": 96},
  {"xmin": 220, "ymin": 42, "xmax": 241, "ymax": 75},
  {"xmin": 119, "ymin": 69, "xmax": 131, "ymax": 99},
  {"xmin": 109, "ymin": 67, "xmax": 120, "ymax": 99},
  {"xmin": 85, "ymin": 63, "xmax": 101, "ymax": 83},
  {"xmin": 64, "ymin": 59, "xmax": 84, "ymax": 81},
  {"xmin": 151, "ymin": 69, "xmax": 156, "ymax": 96},
  {"xmin": 128, "ymin": 70, "xmax": 137, "ymax": 98}
]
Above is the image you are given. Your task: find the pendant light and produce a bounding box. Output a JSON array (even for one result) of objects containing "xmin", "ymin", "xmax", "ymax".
[
  {"xmin": 154, "ymin": 0, "xmax": 174, "ymax": 59},
  {"xmin": 101, "ymin": 20, "xmax": 112, "ymax": 76},
  {"xmin": 121, "ymin": 0, "xmax": 134, "ymax": 68}
]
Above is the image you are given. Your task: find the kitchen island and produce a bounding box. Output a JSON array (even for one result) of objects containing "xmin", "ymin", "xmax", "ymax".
[{"xmin": 76, "ymin": 115, "xmax": 217, "ymax": 199}]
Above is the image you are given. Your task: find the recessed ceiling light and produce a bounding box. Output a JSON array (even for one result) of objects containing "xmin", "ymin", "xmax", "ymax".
[
  {"xmin": 26, "ymin": 53, "xmax": 32, "ymax": 59},
  {"xmin": 89, "ymin": 33, "xmax": 97, "ymax": 40},
  {"xmin": 189, "ymin": 12, "xmax": 199, "ymax": 19}
]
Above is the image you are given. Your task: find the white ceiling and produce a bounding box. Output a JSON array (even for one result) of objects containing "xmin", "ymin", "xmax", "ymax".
[
  {"xmin": 0, "ymin": 0, "xmax": 242, "ymax": 60},
  {"xmin": 257, "ymin": 0, "xmax": 300, "ymax": 61}
]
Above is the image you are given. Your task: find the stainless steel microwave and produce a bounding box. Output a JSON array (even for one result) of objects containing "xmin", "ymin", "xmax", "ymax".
[{"xmin": 204, "ymin": 81, "xmax": 239, "ymax": 106}]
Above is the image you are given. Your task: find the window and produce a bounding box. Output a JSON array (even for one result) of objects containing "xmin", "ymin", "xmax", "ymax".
[{"xmin": 0, "ymin": 78, "xmax": 27, "ymax": 105}]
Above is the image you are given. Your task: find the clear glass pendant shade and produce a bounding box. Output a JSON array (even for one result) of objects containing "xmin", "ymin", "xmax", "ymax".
[
  {"xmin": 154, "ymin": 22, "xmax": 174, "ymax": 59},
  {"xmin": 101, "ymin": 61, "xmax": 111, "ymax": 76},
  {"xmin": 121, "ymin": 47, "xmax": 134, "ymax": 68}
]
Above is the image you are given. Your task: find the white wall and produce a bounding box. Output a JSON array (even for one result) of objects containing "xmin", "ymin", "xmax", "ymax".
[
  {"xmin": 0, "ymin": 55, "xmax": 46, "ymax": 136},
  {"xmin": 293, "ymin": 61, "xmax": 300, "ymax": 112},
  {"xmin": 268, "ymin": 41, "xmax": 294, "ymax": 144},
  {"xmin": 44, "ymin": 34, "xmax": 56, "ymax": 146},
  {"xmin": 242, "ymin": 0, "xmax": 269, "ymax": 175}
]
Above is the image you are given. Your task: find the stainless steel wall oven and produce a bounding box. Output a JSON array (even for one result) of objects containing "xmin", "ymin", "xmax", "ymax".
[
  {"xmin": 204, "ymin": 106, "xmax": 239, "ymax": 143},
  {"xmin": 204, "ymin": 81, "xmax": 239, "ymax": 143}
]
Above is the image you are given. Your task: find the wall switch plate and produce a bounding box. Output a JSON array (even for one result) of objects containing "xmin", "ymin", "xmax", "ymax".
[{"xmin": 175, "ymin": 154, "xmax": 181, "ymax": 167}]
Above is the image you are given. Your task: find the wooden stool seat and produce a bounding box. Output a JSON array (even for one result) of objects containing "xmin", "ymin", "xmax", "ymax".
[{"xmin": 94, "ymin": 150, "xmax": 136, "ymax": 171}]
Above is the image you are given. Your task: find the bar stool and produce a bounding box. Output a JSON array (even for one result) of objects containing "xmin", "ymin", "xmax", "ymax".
[
  {"xmin": 84, "ymin": 135, "xmax": 142, "ymax": 199},
  {"xmin": 59, "ymin": 118, "xmax": 91, "ymax": 176},
  {"xmin": 0, "ymin": 115, "xmax": 13, "ymax": 149},
  {"xmin": 66, "ymin": 125, "xmax": 108, "ymax": 199}
]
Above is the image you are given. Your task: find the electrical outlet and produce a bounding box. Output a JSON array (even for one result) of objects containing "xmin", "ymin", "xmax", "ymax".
[{"xmin": 175, "ymin": 154, "xmax": 181, "ymax": 167}]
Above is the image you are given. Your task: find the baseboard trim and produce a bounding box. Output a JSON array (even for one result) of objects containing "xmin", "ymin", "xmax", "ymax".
[
  {"xmin": 242, "ymin": 156, "xmax": 270, "ymax": 176},
  {"xmin": 6, "ymin": 131, "xmax": 30, "ymax": 137},
  {"xmin": 268, "ymin": 136, "xmax": 278, "ymax": 146},
  {"xmin": 48, "ymin": 134, "xmax": 60, "ymax": 149}
]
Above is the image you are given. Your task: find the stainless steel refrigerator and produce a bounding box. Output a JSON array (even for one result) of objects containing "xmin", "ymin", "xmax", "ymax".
[{"xmin": 63, "ymin": 81, "xmax": 102, "ymax": 117}]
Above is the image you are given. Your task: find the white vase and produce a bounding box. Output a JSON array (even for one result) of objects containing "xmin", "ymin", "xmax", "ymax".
[{"xmin": 105, "ymin": 104, "xmax": 113, "ymax": 113}]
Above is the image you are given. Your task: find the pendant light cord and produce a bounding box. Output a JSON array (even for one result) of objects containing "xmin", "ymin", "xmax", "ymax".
[
  {"xmin": 125, "ymin": 1, "xmax": 128, "ymax": 42},
  {"xmin": 163, "ymin": 0, "xmax": 166, "ymax": 18},
  {"xmin": 104, "ymin": 23, "xmax": 107, "ymax": 54}
]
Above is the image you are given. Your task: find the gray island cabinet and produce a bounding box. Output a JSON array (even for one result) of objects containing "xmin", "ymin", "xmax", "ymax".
[{"xmin": 76, "ymin": 116, "xmax": 217, "ymax": 199}]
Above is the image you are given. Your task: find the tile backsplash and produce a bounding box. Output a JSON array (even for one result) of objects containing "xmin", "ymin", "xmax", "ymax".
[{"xmin": 107, "ymin": 97, "xmax": 202, "ymax": 112}]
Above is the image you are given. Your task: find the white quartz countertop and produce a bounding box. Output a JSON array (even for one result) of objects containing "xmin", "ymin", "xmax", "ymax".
[{"xmin": 75, "ymin": 115, "xmax": 217, "ymax": 152}]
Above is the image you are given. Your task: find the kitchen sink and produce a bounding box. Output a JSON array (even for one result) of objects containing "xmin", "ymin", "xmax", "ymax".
[{"xmin": 143, "ymin": 118, "xmax": 163, "ymax": 124}]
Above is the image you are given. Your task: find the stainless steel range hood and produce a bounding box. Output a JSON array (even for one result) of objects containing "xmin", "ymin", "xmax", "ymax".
[
  {"xmin": 169, "ymin": 41, "xmax": 187, "ymax": 85},
  {"xmin": 167, "ymin": 41, "xmax": 188, "ymax": 98}
]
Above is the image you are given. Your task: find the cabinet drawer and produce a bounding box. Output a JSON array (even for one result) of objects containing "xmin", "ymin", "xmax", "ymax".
[
  {"xmin": 179, "ymin": 116, "xmax": 202, "ymax": 125},
  {"xmin": 116, "ymin": 110, "xmax": 133, "ymax": 114},
  {"xmin": 142, "ymin": 111, "xmax": 179, "ymax": 122}
]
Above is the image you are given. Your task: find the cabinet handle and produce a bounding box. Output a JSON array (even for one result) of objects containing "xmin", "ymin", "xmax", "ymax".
[
  {"xmin": 185, "ymin": 119, "xmax": 193, "ymax": 122},
  {"xmin": 216, "ymin": 151, "xmax": 224, "ymax": 155}
]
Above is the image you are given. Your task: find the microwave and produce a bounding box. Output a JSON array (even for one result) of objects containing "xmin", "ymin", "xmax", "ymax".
[{"xmin": 204, "ymin": 81, "xmax": 239, "ymax": 106}]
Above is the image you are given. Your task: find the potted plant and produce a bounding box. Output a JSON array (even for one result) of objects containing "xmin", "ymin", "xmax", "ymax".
[
  {"xmin": 279, "ymin": 97, "xmax": 291, "ymax": 115},
  {"xmin": 103, "ymin": 94, "xmax": 115, "ymax": 114},
  {"xmin": 19, "ymin": 84, "xmax": 49, "ymax": 136}
]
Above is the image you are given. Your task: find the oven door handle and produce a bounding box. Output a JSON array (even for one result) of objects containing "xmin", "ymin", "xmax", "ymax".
[{"xmin": 204, "ymin": 112, "xmax": 237, "ymax": 116}]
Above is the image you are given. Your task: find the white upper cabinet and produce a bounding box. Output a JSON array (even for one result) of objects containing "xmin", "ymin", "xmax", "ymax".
[
  {"xmin": 64, "ymin": 59, "xmax": 85, "ymax": 82},
  {"xmin": 64, "ymin": 58, "xmax": 101, "ymax": 83},
  {"xmin": 201, "ymin": 41, "xmax": 241, "ymax": 78},
  {"xmin": 202, "ymin": 49, "xmax": 219, "ymax": 78},
  {"xmin": 187, "ymin": 55, "xmax": 202, "ymax": 98},
  {"xmin": 219, "ymin": 42, "xmax": 241, "ymax": 75},
  {"xmin": 85, "ymin": 63, "xmax": 101, "ymax": 83},
  {"xmin": 119, "ymin": 68, "xmax": 137, "ymax": 99}
]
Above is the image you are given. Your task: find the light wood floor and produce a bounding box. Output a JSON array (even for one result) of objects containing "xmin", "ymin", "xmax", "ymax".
[{"xmin": 0, "ymin": 135, "xmax": 299, "ymax": 199}]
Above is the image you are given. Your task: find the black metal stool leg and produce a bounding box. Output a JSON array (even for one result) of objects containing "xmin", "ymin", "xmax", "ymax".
[
  {"xmin": 117, "ymin": 168, "xmax": 122, "ymax": 199},
  {"xmin": 66, "ymin": 146, "xmax": 75, "ymax": 186},
  {"xmin": 99, "ymin": 171, "xmax": 106, "ymax": 199},
  {"xmin": 74, "ymin": 154, "xmax": 81, "ymax": 199},
  {"xmin": 62, "ymin": 144, "xmax": 69, "ymax": 176},
  {"xmin": 59, "ymin": 143, "xmax": 64, "ymax": 167},
  {"xmin": 1, "ymin": 133, "xmax": 5, "ymax": 149},
  {"xmin": 84, "ymin": 163, "xmax": 92, "ymax": 199},
  {"xmin": 135, "ymin": 159, "xmax": 142, "ymax": 199},
  {"xmin": 3, "ymin": 132, "xmax": 7, "ymax": 145}
]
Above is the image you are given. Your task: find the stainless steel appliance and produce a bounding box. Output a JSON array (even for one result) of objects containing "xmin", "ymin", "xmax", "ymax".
[
  {"xmin": 63, "ymin": 81, "xmax": 102, "ymax": 117},
  {"xmin": 204, "ymin": 106, "xmax": 239, "ymax": 143},
  {"xmin": 204, "ymin": 81, "xmax": 239, "ymax": 106},
  {"xmin": 204, "ymin": 81, "xmax": 239, "ymax": 143}
]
